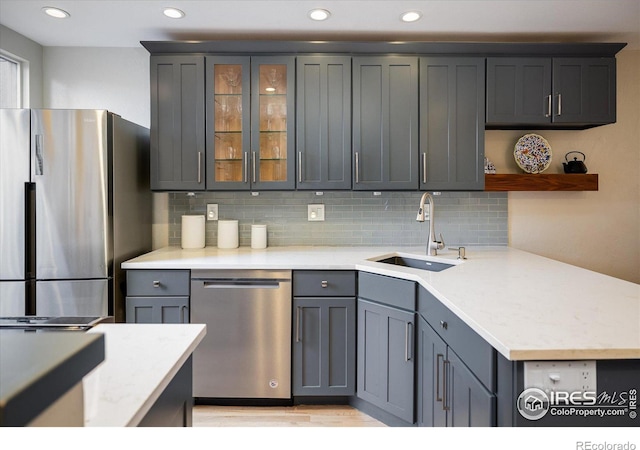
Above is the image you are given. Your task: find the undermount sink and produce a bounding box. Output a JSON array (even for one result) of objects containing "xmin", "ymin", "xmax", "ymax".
[{"xmin": 374, "ymin": 255, "xmax": 455, "ymax": 272}]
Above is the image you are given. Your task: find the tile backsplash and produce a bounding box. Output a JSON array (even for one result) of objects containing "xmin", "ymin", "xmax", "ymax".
[{"xmin": 168, "ymin": 191, "xmax": 508, "ymax": 248}]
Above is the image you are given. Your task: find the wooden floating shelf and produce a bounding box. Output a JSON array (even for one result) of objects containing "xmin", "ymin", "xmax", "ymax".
[{"xmin": 484, "ymin": 174, "xmax": 599, "ymax": 191}]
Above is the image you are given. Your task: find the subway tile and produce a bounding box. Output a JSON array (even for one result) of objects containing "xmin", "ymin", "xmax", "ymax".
[{"xmin": 167, "ymin": 191, "xmax": 508, "ymax": 247}]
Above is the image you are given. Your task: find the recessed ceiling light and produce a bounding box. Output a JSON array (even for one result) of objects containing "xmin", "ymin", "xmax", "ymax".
[
  {"xmin": 42, "ymin": 7, "xmax": 70, "ymax": 19},
  {"xmin": 401, "ymin": 11, "xmax": 422, "ymax": 23},
  {"xmin": 308, "ymin": 9, "xmax": 331, "ymax": 21},
  {"xmin": 163, "ymin": 7, "xmax": 185, "ymax": 19}
]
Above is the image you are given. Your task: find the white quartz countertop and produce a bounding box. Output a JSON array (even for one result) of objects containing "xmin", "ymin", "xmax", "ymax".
[
  {"xmin": 122, "ymin": 246, "xmax": 640, "ymax": 361},
  {"xmin": 83, "ymin": 323, "xmax": 206, "ymax": 427}
]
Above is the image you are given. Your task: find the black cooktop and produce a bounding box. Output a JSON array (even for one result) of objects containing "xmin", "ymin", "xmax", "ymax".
[{"xmin": 0, "ymin": 316, "xmax": 111, "ymax": 329}]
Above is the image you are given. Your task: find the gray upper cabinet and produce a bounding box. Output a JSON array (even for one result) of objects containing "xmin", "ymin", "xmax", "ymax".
[
  {"xmin": 352, "ymin": 57, "xmax": 419, "ymax": 190},
  {"xmin": 486, "ymin": 57, "xmax": 616, "ymax": 128},
  {"xmin": 206, "ymin": 56, "xmax": 295, "ymax": 190},
  {"xmin": 150, "ymin": 55, "xmax": 205, "ymax": 191},
  {"xmin": 205, "ymin": 56, "xmax": 251, "ymax": 190},
  {"xmin": 251, "ymin": 56, "xmax": 296, "ymax": 190},
  {"xmin": 419, "ymin": 57, "xmax": 485, "ymax": 191},
  {"xmin": 551, "ymin": 58, "xmax": 616, "ymax": 125},
  {"xmin": 296, "ymin": 56, "xmax": 352, "ymax": 190}
]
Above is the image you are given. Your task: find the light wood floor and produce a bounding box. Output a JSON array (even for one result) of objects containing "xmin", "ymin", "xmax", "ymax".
[{"xmin": 193, "ymin": 404, "xmax": 386, "ymax": 427}]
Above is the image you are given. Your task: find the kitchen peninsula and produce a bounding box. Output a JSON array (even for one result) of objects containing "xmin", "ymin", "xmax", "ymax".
[
  {"xmin": 123, "ymin": 245, "xmax": 639, "ymax": 361},
  {"xmin": 123, "ymin": 246, "xmax": 639, "ymax": 427}
]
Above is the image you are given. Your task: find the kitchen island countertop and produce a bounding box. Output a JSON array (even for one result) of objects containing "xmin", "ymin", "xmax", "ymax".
[
  {"xmin": 83, "ymin": 323, "xmax": 206, "ymax": 427},
  {"xmin": 122, "ymin": 246, "xmax": 640, "ymax": 361},
  {"xmin": 0, "ymin": 331, "xmax": 105, "ymax": 426}
]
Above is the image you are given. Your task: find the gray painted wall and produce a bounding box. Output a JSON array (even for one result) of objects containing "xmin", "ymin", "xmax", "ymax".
[{"xmin": 168, "ymin": 191, "xmax": 508, "ymax": 247}]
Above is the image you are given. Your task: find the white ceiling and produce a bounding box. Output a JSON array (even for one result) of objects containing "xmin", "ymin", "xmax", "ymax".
[{"xmin": 1, "ymin": 0, "xmax": 639, "ymax": 49}]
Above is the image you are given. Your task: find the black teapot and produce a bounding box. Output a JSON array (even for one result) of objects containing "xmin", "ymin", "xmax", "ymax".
[{"xmin": 563, "ymin": 151, "xmax": 588, "ymax": 174}]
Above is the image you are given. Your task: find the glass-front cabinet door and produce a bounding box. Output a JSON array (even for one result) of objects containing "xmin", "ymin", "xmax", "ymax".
[
  {"xmin": 206, "ymin": 56, "xmax": 251, "ymax": 189},
  {"xmin": 251, "ymin": 56, "xmax": 295, "ymax": 190},
  {"xmin": 206, "ymin": 56, "xmax": 294, "ymax": 190}
]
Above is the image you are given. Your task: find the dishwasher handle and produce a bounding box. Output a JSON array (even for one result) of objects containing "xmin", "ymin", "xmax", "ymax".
[{"xmin": 200, "ymin": 279, "xmax": 286, "ymax": 289}]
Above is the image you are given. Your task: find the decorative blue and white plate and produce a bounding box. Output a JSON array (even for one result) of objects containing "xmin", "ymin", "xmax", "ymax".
[{"xmin": 514, "ymin": 134, "xmax": 552, "ymax": 174}]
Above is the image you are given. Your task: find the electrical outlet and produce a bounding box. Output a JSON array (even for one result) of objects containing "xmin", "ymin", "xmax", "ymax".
[
  {"xmin": 422, "ymin": 204, "xmax": 430, "ymax": 220},
  {"xmin": 524, "ymin": 361, "xmax": 596, "ymax": 395},
  {"xmin": 206, "ymin": 204, "xmax": 218, "ymax": 221},
  {"xmin": 307, "ymin": 204, "xmax": 325, "ymax": 221}
]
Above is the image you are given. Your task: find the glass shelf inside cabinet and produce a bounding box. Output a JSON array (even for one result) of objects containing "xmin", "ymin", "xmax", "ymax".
[
  {"xmin": 214, "ymin": 63, "xmax": 245, "ymax": 183},
  {"xmin": 258, "ymin": 64, "xmax": 288, "ymax": 183}
]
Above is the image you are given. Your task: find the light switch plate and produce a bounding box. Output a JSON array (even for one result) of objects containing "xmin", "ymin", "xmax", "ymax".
[
  {"xmin": 307, "ymin": 204, "xmax": 325, "ymax": 221},
  {"xmin": 206, "ymin": 204, "xmax": 218, "ymax": 221}
]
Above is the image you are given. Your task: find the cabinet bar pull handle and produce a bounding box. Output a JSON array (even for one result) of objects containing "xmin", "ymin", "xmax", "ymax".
[
  {"xmin": 557, "ymin": 94, "xmax": 562, "ymax": 116},
  {"xmin": 298, "ymin": 151, "xmax": 303, "ymax": 183},
  {"xmin": 355, "ymin": 152, "xmax": 360, "ymax": 183},
  {"xmin": 443, "ymin": 359, "xmax": 451, "ymax": 411},
  {"xmin": 197, "ymin": 152, "xmax": 202, "ymax": 184},
  {"xmin": 181, "ymin": 305, "xmax": 188, "ymax": 323},
  {"xmin": 152, "ymin": 280, "xmax": 161, "ymax": 288},
  {"xmin": 252, "ymin": 151, "xmax": 256, "ymax": 183},
  {"xmin": 243, "ymin": 152, "xmax": 249, "ymax": 183},
  {"xmin": 422, "ymin": 152, "xmax": 427, "ymax": 184},
  {"xmin": 545, "ymin": 95, "xmax": 552, "ymax": 118},
  {"xmin": 436, "ymin": 353, "xmax": 444, "ymax": 403},
  {"xmin": 405, "ymin": 322, "xmax": 413, "ymax": 361},
  {"xmin": 295, "ymin": 306, "xmax": 301, "ymax": 343}
]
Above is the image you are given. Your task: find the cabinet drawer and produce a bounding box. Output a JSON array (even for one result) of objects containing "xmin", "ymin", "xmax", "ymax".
[
  {"xmin": 127, "ymin": 270, "xmax": 190, "ymax": 296},
  {"xmin": 358, "ymin": 272, "xmax": 415, "ymax": 311},
  {"xmin": 293, "ymin": 271, "xmax": 356, "ymax": 297},
  {"xmin": 418, "ymin": 287, "xmax": 495, "ymax": 392}
]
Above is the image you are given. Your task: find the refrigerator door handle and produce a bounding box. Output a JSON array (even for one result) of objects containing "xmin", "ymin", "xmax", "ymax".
[{"xmin": 35, "ymin": 135, "xmax": 44, "ymax": 175}]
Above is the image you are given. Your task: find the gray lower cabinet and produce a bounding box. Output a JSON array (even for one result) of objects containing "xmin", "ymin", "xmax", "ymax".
[
  {"xmin": 126, "ymin": 270, "xmax": 190, "ymax": 323},
  {"xmin": 357, "ymin": 299, "xmax": 415, "ymax": 423},
  {"xmin": 357, "ymin": 272, "xmax": 416, "ymax": 424},
  {"xmin": 296, "ymin": 56, "xmax": 352, "ymax": 190},
  {"xmin": 417, "ymin": 286, "xmax": 496, "ymax": 427},
  {"xmin": 419, "ymin": 57, "xmax": 485, "ymax": 191},
  {"xmin": 138, "ymin": 356, "xmax": 193, "ymax": 427},
  {"xmin": 417, "ymin": 317, "xmax": 495, "ymax": 427},
  {"xmin": 126, "ymin": 296, "xmax": 189, "ymax": 324},
  {"xmin": 293, "ymin": 297, "xmax": 356, "ymax": 396},
  {"xmin": 352, "ymin": 56, "xmax": 419, "ymax": 190},
  {"xmin": 486, "ymin": 57, "xmax": 616, "ymax": 127},
  {"xmin": 150, "ymin": 55, "xmax": 205, "ymax": 191},
  {"xmin": 292, "ymin": 271, "xmax": 356, "ymax": 396}
]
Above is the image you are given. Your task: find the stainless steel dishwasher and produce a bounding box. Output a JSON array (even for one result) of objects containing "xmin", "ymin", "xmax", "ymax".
[{"xmin": 190, "ymin": 269, "xmax": 291, "ymax": 399}]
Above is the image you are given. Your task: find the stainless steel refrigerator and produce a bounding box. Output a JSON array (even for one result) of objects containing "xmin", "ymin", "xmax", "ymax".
[{"xmin": 0, "ymin": 109, "xmax": 151, "ymax": 321}]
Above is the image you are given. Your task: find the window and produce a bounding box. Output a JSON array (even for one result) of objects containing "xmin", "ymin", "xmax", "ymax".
[{"xmin": 0, "ymin": 55, "xmax": 20, "ymax": 108}]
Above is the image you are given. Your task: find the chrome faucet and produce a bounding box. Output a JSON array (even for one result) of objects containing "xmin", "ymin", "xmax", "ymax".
[{"xmin": 417, "ymin": 192, "xmax": 445, "ymax": 256}]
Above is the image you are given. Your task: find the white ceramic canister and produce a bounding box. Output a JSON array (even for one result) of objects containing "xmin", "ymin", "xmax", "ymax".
[
  {"xmin": 251, "ymin": 224, "xmax": 267, "ymax": 249},
  {"xmin": 217, "ymin": 220, "xmax": 239, "ymax": 249},
  {"xmin": 181, "ymin": 215, "xmax": 205, "ymax": 249}
]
